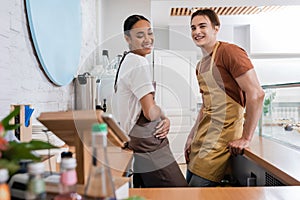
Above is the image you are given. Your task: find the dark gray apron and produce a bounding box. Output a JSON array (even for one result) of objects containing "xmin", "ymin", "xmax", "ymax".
[{"xmin": 128, "ymin": 111, "xmax": 188, "ymax": 187}]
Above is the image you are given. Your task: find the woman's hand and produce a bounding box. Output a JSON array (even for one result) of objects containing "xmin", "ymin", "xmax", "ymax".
[{"xmin": 154, "ymin": 118, "xmax": 170, "ymax": 139}]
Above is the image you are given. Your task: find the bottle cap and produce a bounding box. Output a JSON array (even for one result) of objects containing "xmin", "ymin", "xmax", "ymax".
[
  {"xmin": 102, "ymin": 49, "xmax": 109, "ymax": 57},
  {"xmin": 27, "ymin": 162, "xmax": 45, "ymax": 175},
  {"xmin": 0, "ymin": 168, "xmax": 9, "ymax": 182},
  {"xmin": 92, "ymin": 123, "xmax": 107, "ymax": 135},
  {"xmin": 61, "ymin": 158, "xmax": 77, "ymax": 169},
  {"xmin": 18, "ymin": 159, "xmax": 33, "ymax": 173},
  {"xmin": 61, "ymin": 151, "xmax": 73, "ymax": 158}
]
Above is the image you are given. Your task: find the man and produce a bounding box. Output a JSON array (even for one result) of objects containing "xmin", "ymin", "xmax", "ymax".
[{"xmin": 184, "ymin": 9, "xmax": 265, "ymax": 187}]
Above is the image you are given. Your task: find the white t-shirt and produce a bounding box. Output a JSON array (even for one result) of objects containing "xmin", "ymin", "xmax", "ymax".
[{"xmin": 112, "ymin": 53, "xmax": 154, "ymax": 134}]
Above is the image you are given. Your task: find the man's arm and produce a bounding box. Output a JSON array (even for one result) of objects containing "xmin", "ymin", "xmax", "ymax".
[{"xmin": 228, "ymin": 69, "xmax": 265, "ymax": 156}]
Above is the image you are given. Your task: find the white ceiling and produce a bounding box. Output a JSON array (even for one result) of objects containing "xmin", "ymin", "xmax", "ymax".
[{"xmin": 151, "ymin": 0, "xmax": 300, "ymax": 27}]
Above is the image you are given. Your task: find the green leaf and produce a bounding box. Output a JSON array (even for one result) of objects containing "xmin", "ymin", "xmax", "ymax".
[
  {"xmin": 9, "ymin": 140, "xmax": 58, "ymax": 150},
  {"xmin": 1, "ymin": 107, "xmax": 20, "ymax": 128},
  {"xmin": 2, "ymin": 144, "xmax": 41, "ymax": 162},
  {"xmin": 264, "ymin": 98, "xmax": 270, "ymax": 106},
  {"xmin": 0, "ymin": 159, "xmax": 20, "ymax": 175},
  {"xmin": 263, "ymin": 106, "xmax": 269, "ymax": 114},
  {"xmin": 4, "ymin": 124, "xmax": 20, "ymax": 131},
  {"xmin": 2, "ymin": 140, "xmax": 58, "ymax": 163}
]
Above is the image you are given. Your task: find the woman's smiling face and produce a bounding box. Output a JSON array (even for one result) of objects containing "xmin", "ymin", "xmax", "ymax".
[{"xmin": 126, "ymin": 20, "xmax": 154, "ymax": 57}]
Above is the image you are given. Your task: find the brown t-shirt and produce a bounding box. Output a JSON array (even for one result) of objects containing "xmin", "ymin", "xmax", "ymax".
[{"xmin": 196, "ymin": 41, "xmax": 253, "ymax": 107}]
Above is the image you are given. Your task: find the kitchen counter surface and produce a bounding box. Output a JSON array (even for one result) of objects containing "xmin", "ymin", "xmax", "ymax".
[
  {"xmin": 244, "ymin": 135, "xmax": 300, "ymax": 185},
  {"xmin": 129, "ymin": 186, "xmax": 300, "ymax": 200},
  {"xmin": 129, "ymin": 135, "xmax": 300, "ymax": 199}
]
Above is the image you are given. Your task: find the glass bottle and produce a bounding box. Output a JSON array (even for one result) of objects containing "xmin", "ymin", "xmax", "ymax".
[
  {"xmin": 0, "ymin": 168, "xmax": 10, "ymax": 200},
  {"xmin": 54, "ymin": 157, "xmax": 82, "ymax": 200},
  {"xmin": 84, "ymin": 123, "xmax": 116, "ymax": 200},
  {"xmin": 26, "ymin": 162, "xmax": 47, "ymax": 200},
  {"xmin": 102, "ymin": 50, "xmax": 110, "ymax": 70}
]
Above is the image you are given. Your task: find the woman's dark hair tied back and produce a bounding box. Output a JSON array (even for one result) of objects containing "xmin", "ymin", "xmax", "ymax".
[{"xmin": 123, "ymin": 14, "xmax": 150, "ymax": 36}]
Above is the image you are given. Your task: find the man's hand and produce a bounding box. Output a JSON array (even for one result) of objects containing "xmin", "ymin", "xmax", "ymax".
[{"xmin": 228, "ymin": 137, "xmax": 250, "ymax": 156}]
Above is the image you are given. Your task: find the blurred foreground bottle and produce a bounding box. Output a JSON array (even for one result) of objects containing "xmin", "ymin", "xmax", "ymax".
[
  {"xmin": 54, "ymin": 157, "xmax": 82, "ymax": 200},
  {"xmin": 25, "ymin": 162, "xmax": 47, "ymax": 200},
  {"xmin": 84, "ymin": 123, "xmax": 116, "ymax": 200},
  {"xmin": 0, "ymin": 168, "xmax": 10, "ymax": 200}
]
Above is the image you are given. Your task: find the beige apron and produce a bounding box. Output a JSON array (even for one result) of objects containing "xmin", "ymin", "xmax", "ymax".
[{"xmin": 188, "ymin": 42, "xmax": 244, "ymax": 183}]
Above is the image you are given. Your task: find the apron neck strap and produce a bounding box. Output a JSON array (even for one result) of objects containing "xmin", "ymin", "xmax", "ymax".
[
  {"xmin": 210, "ymin": 41, "xmax": 220, "ymax": 71},
  {"xmin": 114, "ymin": 51, "xmax": 130, "ymax": 93}
]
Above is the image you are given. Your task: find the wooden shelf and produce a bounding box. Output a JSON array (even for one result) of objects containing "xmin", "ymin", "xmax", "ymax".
[{"xmin": 38, "ymin": 110, "xmax": 132, "ymax": 184}]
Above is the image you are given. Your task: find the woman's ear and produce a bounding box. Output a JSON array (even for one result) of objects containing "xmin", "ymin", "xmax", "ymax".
[{"xmin": 124, "ymin": 35, "xmax": 131, "ymax": 44}]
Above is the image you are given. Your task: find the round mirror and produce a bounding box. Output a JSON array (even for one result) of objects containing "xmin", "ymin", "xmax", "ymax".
[{"xmin": 26, "ymin": 0, "xmax": 82, "ymax": 86}]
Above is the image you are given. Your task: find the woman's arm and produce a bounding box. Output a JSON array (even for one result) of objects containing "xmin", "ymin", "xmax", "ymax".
[
  {"xmin": 140, "ymin": 93, "xmax": 170, "ymax": 139},
  {"xmin": 140, "ymin": 93, "xmax": 161, "ymax": 121}
]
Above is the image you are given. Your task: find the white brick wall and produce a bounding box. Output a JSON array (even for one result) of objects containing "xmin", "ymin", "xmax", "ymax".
[{"xmin": 0, "ymin": 0, "xmax": 97, "ymax": 124}]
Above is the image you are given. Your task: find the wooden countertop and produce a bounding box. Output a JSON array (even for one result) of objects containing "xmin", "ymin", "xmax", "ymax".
[
  {"xmin": 129, "ymin": 136, "xmax": 300, "ymax": 199},
  {"xmin": 244, "ymin": 135, "xmax": 300, "ymax": 185},
  {"xmin": 129, "ymin": 186, "xmax": 300, "ymax": 200}
]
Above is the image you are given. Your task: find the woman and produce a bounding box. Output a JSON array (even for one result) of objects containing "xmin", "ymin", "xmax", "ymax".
[{"xmin": 113, "ymin": 14, "xmax": 187, "ymax": 188}]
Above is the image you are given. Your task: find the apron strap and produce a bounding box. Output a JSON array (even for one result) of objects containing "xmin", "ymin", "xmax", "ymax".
[
  {"xmin": 210, "ymin": 41, "xmax": 220, "ymax": 72},
  {"xmin": 114, "ymin": 51, "xmax": 130, "ymax": 93}
]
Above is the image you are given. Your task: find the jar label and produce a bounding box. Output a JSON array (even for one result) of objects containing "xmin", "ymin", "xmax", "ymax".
[{"xmin": 61, "ymin": 169, "xmax": 77, "ymax": 185}]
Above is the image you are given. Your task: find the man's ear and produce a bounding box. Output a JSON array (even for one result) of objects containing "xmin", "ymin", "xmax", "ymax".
[{"xmin": 214, "ymin": 26, "xmax": 220, "ymax": 33}]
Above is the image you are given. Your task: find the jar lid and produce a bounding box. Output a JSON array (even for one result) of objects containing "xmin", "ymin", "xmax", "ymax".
[
  {"xmin": 61, "ymin": 158, "xmax": 77, "ymax": 169},
  {"xmin": 0, "ymin": 168, "xmax": 9, "ymax": 182},
  {"xmin": 27, "ymin": 162, "xmax": 45, "ymax": 174},
  {"xmin": 61, "ymin": 151, "xmax": 73, "ymax": 158}
]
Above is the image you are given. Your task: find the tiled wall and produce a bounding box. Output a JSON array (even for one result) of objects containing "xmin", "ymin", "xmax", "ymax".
[{"xmin": 0, "ymin": 0, "xmax": 97, "ymax": 124}]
